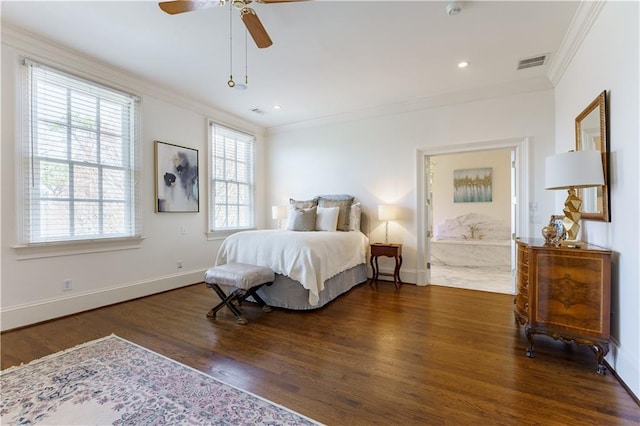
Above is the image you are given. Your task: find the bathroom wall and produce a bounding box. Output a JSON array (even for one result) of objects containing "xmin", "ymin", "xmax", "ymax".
[{"xmin": 430, "ymin": 148, "xmax": 512, "ymax": 239}]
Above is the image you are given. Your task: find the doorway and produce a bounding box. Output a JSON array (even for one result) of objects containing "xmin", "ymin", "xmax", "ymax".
[{"xmin": 415, "ymin": 138, "xmax": 530, "ymax": 293}]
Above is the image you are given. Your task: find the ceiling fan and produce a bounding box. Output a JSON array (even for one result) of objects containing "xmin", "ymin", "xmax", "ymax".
[{"xmin": 158, "ymin": 0, "xmax": 306, "ymax": 49}]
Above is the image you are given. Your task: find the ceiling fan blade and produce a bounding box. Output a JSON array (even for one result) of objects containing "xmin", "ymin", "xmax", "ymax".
[
  {"xmin": 158, "ymin": 1, "xmax": 219, "ymax": 15},
  {"xmin": 240, "ymin": 8, "xmax": 273, "ymax": 49}
]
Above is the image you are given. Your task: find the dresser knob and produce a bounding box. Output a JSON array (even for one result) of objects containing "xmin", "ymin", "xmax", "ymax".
[{"xmin": 524, "ymin": 302, "xmax": 529, "ymax": 309}]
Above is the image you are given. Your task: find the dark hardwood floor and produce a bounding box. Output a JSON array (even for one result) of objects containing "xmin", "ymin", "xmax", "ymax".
[{"xmin": 2, "ymin": 282, "xmax": 638, "ymax": 425}]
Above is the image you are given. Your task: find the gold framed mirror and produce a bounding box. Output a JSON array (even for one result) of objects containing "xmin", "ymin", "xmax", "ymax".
[{"xmin": 575, "ymin": 90, "xmax": 609, "ymax": 222}]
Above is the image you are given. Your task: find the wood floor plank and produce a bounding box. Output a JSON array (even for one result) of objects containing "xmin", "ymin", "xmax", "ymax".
[{"xmin": 2, "ymin": 282, "xmax": 638, "ymax": 425}]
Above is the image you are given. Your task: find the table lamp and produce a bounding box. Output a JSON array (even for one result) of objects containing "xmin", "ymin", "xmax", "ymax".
[
  {"xmin": 545, "ymin": 150, "xmax": 604, "ymax": 245},
  {"xmin": 378, "ymin": 204, "xmax": 397, "ymax": 244},
  {"xmin": 271, "ymin": 205, "xmax": 288, "ymax": 229}
]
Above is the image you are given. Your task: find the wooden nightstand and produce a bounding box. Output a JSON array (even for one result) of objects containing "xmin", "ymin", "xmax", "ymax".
[{"xmin": 370, "ymin": 243, "xmax": 403, "ymax": 288}]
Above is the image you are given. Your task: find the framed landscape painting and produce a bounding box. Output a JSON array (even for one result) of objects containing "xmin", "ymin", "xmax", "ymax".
[{"xmin": 155, "ymin": 141, "xmax": 199, "ymax": 213}]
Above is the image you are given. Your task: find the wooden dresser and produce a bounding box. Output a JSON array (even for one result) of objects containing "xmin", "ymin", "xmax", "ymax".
[{"xmin": 514, "ymin": 238, "xmax": 612, "ymax": 374}]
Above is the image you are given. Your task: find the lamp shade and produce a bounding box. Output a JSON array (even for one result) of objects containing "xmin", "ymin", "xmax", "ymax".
[
  {"xmin": 378, "ymin": 204, "xmax": 397, "ymax": 221},
  {"xmin": 545, "ymin": 150, "xmax": 604, "ymax": 190},
  {"xmin": 271, "ymin": 205, "xmax": 288, "ymax": 220}
]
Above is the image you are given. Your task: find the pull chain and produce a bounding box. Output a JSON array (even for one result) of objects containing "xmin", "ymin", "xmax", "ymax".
[
  {"xmin": 227, "ymin": 2, "xmax": 235, "ymax": 88},
  {"xmin": 244, "ymin": 28, "xmax": 248, "ymax": 86}
]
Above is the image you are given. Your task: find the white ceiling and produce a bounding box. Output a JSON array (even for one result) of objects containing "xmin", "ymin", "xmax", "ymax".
[{"xmin": 1, "ymin": 1, "xmax": 580, "ymax": 130}]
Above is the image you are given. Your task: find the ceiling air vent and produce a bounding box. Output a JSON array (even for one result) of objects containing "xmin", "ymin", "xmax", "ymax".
[
  {"xmin": 517, "ymin": 54, "xmax": 548, "ymax": 70},
  {"xmin": 251, "ymin": 108, "xmax": 266, "ymax": 115}
]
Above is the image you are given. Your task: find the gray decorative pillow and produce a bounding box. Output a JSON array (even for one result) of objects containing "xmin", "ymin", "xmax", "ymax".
[
  {"xmin": 317, "ymin": 195, "xmax": 355, "ymax": 231},
  {"xmin": 286, "ymin": 206, "xmax": 317, "ymax": 231},
  {"xmin": 349, "ymin": 202, "xmax": 361, "ymax": 231},
  {"xmin": 289, "ymin": 198, "xmax": 318, "ymax": 209}
]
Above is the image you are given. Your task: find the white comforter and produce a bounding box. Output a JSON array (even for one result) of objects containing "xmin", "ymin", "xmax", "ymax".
[{"xmin": 215, "ymin": 230, "xmax": 369, "ymax": 306}]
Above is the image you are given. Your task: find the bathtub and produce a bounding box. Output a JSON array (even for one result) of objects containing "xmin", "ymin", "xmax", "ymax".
[{"xmin": 430, "ymin": 238, "xmax": 512, "ymax": 269}]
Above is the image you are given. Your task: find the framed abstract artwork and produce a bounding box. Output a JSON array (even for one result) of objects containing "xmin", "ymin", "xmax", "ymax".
[
  {"xmin": 155, "ymin": 141, "xmax": 199, "ymax": 213},
  {"xmin": 453, "ymin": 167, "xmax": 493, "ymax": 203}
]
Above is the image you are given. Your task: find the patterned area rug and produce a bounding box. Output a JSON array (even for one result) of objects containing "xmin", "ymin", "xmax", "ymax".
[{"xmin": 1, "ymin": 335, "xmax": 320, "ymax": 425}]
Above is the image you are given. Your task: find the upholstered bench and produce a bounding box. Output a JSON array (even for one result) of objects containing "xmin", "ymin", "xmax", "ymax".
[{"xmin": 204, "ymin": 263, "xmax": 274, "ymax": 325}]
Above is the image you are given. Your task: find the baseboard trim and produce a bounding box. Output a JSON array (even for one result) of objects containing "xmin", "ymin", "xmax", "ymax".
[
  {"xmin": 605, "ymin": 359, "xmax": 640, "ymax": 406},
  {"xmin": 605, "ymin": 340, "xmax": 640, "ymax": 403},
  {"xmin": 0, "ymin": 269, "xmax": 207, "ymax": 332}
]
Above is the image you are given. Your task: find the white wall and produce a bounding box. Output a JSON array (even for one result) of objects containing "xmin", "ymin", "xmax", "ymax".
[
  {"xmin": 0, "ymin": 27, "xmax": 266, "ymax": 330},
  {"xmin": 266, "ymin": 90, "xmax": 556, "ymax": 285},
  {"xmin": 554, "ymin": 1, "xmax": 639, "ymax": 399}
]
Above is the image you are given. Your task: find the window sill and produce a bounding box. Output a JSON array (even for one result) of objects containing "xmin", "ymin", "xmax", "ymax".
[{"xmin": 13, "ymin": 236, "xmax": 146, "ymax": 260}]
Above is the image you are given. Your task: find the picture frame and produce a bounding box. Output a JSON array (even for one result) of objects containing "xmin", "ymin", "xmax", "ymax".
[
  {"xmin": 453, "ymin": 167, "xmax": 493, "ymax": 203},
  {"xmin": 155, "ymin": 140, "xmax": 199, "ymax": 213}
]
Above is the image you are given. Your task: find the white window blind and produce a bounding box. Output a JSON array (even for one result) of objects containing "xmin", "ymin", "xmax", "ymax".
[
  {"xmin": 21, "ymin": 59, "xmax": 140, "ymax": 244},
  {"xmin": 209, "ymin": 122, "xmax": 255, "ymax": 231}
]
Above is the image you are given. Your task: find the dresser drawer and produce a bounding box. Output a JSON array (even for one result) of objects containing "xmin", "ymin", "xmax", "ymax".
[
  {"xmin": 371, "ymin": 243, "xmax": 401, "ymax": 257},
  {"xmin": 514, "ymin": 242, "xmax": 531, "ymax": 323},
  {"xmin": 518, "ymin": 245, "xmax": 529, "ymax": 266},
  {"xmin": 515, "ymin": 292, "xmax": 528, "ymax": 313},
  {"xmin": 517, "ymin": 271, "xmax": 528, "ymax": 290},
  {"xmin": 533, "ymin": 252, "xmax": 610, "ymax": 338}
]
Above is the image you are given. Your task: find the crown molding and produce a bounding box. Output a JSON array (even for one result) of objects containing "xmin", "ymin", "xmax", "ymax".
[
  {"xmin": 266, "ymin": 76, "xmax": 554, "ymax": 136},
  {"xmin": 267, "ymin": 1, "xmax": 605, "ymax": 136},
  {"xmin": 1, "ymin": 24, "xmax": 266, "ymax": 137},
  {"xmin": 547, "ymin": 0, "xmax": 606, "ymax": 87}
]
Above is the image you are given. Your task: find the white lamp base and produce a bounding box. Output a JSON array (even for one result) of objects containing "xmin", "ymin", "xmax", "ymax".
[{"xmin": 384, "ymin": 221, "xmax": 389, "ymax": 244}]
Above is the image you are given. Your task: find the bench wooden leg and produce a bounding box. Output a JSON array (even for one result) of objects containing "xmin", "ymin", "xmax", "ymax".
[
  {"xmin": 206, "ymin": 283, "xmax": 248, "ymax": 324},
  {"xmin": 245, "ymin": 284, "xmax": 272, "ymax": 312},
  {"xmin": 206, "ymin": 282, "xmax": 273, "ymax": 324}
]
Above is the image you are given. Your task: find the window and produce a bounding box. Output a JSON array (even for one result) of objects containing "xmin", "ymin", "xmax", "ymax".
[
  {"xmin": 20, "ymin": 59, "xmax": 140, "ymax": 244},
  {"xmin": 209, "ymin": 122, "xmax": 255, "ymax": 232}
]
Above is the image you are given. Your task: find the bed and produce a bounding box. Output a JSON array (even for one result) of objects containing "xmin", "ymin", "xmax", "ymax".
[
  {"xmin": 215, "ymin": 229, "xmax": 369, "ymax": 309},
  {"xmin": 214, "ymin": 194, "xmax": 368, "ymax": 309}
]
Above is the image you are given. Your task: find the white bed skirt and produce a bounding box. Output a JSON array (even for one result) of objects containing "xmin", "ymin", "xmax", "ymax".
[{"xmin": 254, "ymin": 264, "xmax": 368, "ymax": 310}]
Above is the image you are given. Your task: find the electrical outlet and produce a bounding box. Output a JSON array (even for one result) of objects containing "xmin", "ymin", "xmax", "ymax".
[
  {"xmin": 180, "ymin": 226, "xmax": 187, "ymax": 235},
  {"xmin": 177, "ymin": 261, "xmax": 183, "ymax": 269},
  {"xmin": 63, "ymin": 279, "xmax": 73, "ymax": 292}
]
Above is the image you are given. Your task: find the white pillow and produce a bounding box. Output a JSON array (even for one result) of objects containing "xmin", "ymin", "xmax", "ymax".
[
  {"xmin": 349, "ymin": 202, "xmax": 361, "ymax": 231},
  {"xmin": 315, "ymin": 206, "xmax": 340, "ymax": 232}
]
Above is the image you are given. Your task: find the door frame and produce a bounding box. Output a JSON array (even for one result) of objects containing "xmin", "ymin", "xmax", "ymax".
[{"xmin": 415, "ymin": 137, "xmax": 530, "ymax": 287}]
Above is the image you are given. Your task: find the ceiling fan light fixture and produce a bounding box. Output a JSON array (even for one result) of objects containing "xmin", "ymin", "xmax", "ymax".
[
  {"xmin": 232, "ymin": 0, "xmax": 249, "ymax": 9},
  {"xmin": 446, "ymin": 1, "xmax": 463, "ymax": 16}
]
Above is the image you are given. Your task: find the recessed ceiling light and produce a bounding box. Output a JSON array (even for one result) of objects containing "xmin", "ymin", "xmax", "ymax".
[
  {"xmin": 458, "ymin": 61, "xmax": 469, "ymax": 68},
  {"xmin": 273, "ymin": 105, "xmax": 281, "ymax": 110}
]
